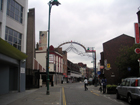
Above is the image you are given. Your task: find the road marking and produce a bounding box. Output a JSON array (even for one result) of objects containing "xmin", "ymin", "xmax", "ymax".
[
  {"xmin": 60, "ymin": 88, "xmax": 62, "ymax": 105},
  {"xmin": 93, "ymin": 93, "xmax": 100, "ymax": 96},
  {"xmin": 91, "ymin": 91, "xmax": 99, "ymax": 96},
  {"xmin": 62, "ymin": 87, "xmax": 66, "ymax": 105}
]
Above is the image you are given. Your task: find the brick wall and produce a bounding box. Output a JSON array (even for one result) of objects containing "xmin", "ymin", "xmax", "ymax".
[{"xmin": 102, "ymin": 34, "xmax": 134, "ymax": 84}]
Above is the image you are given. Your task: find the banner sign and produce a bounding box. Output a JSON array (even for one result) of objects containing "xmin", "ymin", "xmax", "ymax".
[
  {"xmin": 39, "ymin": 31, "xmax": 47, "ymax": 50},
  {"xmin": 134, "ymin": 23, "xmax": 140, "ymax": 44}
]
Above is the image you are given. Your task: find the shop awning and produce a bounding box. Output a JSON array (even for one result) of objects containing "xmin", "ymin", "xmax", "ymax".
[{"xmin": 0, "ymin": 38, "xmax": 27, "ymax": 60}]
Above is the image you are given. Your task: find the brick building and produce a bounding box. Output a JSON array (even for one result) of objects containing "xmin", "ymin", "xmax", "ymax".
[
  {"xmin": 67, "ymin": 60, "xmax": 82, "ymax": 82},
  {"xmin": 62, "ymin": 51, "xmax": 68, "ymax": 83},
  {"xmin": 49, "ymin": 45, "xmax": 64, "ymax": 85},
  {"xmin": 78, "ymin": 63, "xmax": 87, "ymax": 79},
  {"xmin": 100, "ymin": 34, "xmax": 135, "ymax": 84}
]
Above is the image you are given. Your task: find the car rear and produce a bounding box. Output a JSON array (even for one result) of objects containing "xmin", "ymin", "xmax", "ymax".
[{"xmin": 131, "ymin": 78, "xmax": 140, "ymax": 99}]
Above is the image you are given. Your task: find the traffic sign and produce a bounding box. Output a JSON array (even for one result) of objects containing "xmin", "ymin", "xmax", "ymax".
[
  {"xmin": 86, "ymin": 47, "xmax": 95, "ymax": 53},
  {"xmin": 135, "ymin": 48, "xmax": 140, "ymax": 54},
  {"xmin": 128, "ymin": 67, "xmax": 131, "ymax": 71},
  {"xmin": 107, "ymin": 64, "xmax": 110, "ymax": 68}
]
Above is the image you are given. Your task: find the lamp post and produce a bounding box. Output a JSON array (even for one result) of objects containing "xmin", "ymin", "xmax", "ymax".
[
  {"xmin": 91, "ymin": 48, "xmax": 96, "ymax": 86},
  {"xmin": 94, "ymin": 50, "xmax": 96, "ymax": 87},
  {"xmin": 46, "ymin": 0, "xmax": 60, "ymax": 95}
]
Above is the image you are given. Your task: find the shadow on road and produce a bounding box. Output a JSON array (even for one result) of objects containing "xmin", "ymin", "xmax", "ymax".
[{"xmin": 117, "ymin": 97, "xmax": 139, "ymax": 105}]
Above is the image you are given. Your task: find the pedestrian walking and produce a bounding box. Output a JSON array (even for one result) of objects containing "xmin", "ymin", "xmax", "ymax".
[
  {"xmin": 98, "ymin": 78, "xmax": 102, "ymax": 92},
  {"xmin": 84, "ymin": 78, "xmax": 88, "ymax": 91},
  {"xmin": 102, "ymin": 77, "xmax": 107, "ymax": 94}
]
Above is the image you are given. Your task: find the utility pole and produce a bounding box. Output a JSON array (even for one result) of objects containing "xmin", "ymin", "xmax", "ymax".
[{"xmin": 137, "ymin": 9, "xmax": 140, "ymax": 76}]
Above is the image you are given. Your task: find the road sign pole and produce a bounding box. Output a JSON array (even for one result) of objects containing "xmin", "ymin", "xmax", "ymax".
[
  {"xmin": 139, "ymin": 62, "xmax": 140, "ymax": 76},
  {"xmin": 94, "ymin": 48, "xmax": 96, "ymax": 87}
]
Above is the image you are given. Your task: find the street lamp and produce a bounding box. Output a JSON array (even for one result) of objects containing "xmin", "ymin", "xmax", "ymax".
[
  {"xmin": 46, "ymin": 0, "xmax": 60, "ymax": 95},
  {"xmin": 91, "ymin": 48, "xmax": 96, "ymax": 86}
]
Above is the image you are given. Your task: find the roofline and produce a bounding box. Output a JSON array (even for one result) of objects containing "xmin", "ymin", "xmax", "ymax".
[{"xmin": 103, "ymin": 34, "xmax": 134, "ymax": 44}]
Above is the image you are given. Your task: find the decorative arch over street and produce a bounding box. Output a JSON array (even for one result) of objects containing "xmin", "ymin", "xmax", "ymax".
[{"xmin": 58, "ymin": 41, "xmax": 87, "ymax": 52}]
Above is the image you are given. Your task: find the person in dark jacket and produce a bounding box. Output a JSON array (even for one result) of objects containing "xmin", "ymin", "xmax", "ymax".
[{"xmin": 102, "ymin": 77, "xmax": 107, "ymax": 94}]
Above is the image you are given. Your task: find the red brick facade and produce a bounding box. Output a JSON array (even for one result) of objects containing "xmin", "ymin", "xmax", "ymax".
[{"xmin": 101, "ymin": 34, "xmax": 135, "ymax": 84}]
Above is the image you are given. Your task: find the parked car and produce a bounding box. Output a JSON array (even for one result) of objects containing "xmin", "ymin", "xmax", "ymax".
[
  {"xmin": 88, "ymin": 78, "xmax": 93, "ymax": 85},
  {"xmin": 116, "ymin": 77, "xmax": 140, "ymax": 104}
]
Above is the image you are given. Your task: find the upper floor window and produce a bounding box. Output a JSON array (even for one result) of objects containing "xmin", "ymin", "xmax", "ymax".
[
  {"xmin": 0, "ymin": 0, "xmax": 3, "ymax": 11},
  {"xmin": 7, "ymin": 0, "xmax": 23, "ymax": 23},
  {"xmin": 5, "ymin": 27, "xmax": 22, "ymax": 51}
]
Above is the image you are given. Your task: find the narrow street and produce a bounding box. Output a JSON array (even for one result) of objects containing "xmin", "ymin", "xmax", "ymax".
[{"xmin": 0, "ymin": 82, "xmax": 139, "ymax": 105}]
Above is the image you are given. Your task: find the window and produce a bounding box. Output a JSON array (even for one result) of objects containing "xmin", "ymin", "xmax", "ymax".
[
  {"xmin": 121, "ymin": 80, "xmax": 126, "ymax": 86},
  {"xmin": 5, "ymin": 27, "xmax": 22, "ymax": 51},
  {"xmin": 0, "ymin": 0, "xmax": 3, "ymax": 11},
  {"xmin": 131, "ymin": 79, "xmax": 140, "ymax": 87},
  {"xmin": 125, "ymin": 80, "xmax": 130, "ymax": 86},
  {"xmin": 7, "ymin": 0, "xmax": 23, "ymax": 23},
  {"xmin": 138, "ymin": 80, "xmax": 140, "ymax": 86}
]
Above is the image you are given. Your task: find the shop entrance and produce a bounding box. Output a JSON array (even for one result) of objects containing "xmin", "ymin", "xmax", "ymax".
[{"xmin": 9, "ymin": 67, "xmax": 18, "ymax": 91}]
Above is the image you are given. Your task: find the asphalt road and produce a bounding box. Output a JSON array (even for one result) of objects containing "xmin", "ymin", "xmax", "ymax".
[
  {"xmin": 61, "ymin": 82, "xmax": 139, "ymax": 105},
  {"xmin": 1, "ymin": 82, "xmax": 139, "ymax": 105}
]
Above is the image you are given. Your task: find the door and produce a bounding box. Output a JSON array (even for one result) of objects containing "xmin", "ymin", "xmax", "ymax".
[
  {"xmin": 119, "ymin": 79, "xmax": 126, "ymax": 96},
  {"xmin": 9, "ymin": 67, "xmax": 18, "ymax": 91}
]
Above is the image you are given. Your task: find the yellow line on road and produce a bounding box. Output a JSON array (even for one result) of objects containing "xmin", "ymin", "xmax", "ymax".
[
  {"xmin": 91, "ymin": 91, "xmax": 99, "ymax": 96},
  {"xmin": 93, "ymin": 93, "xmax": 99, "ymax": 96},
  {"xmin": 62, "ymin": 87, "xmax": 66, "ymax": 105}
]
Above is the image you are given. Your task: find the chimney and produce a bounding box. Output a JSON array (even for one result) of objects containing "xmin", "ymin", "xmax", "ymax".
[{"xmin": 137, "ymin": 10, "xmax": 140, "ymax": 23}]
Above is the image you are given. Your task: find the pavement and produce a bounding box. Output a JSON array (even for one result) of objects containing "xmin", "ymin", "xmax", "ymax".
[
  {"xmin": 0, "ymin": 85, "xmax": 62, "ymax": 105},
  {"xmin": 0, "ymin": 83, "xmax": 114, "ymax": 105}
]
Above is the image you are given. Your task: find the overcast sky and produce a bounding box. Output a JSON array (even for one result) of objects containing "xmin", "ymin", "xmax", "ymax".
[{"xmin": 28, "ymin": 0, "xmax": 140, "ymax": 68}]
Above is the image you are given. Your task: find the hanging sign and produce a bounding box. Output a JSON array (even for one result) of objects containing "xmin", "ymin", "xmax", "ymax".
[{"xmin": 134, "ymin": 23, "xmax": 140, "ymax": 44}]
